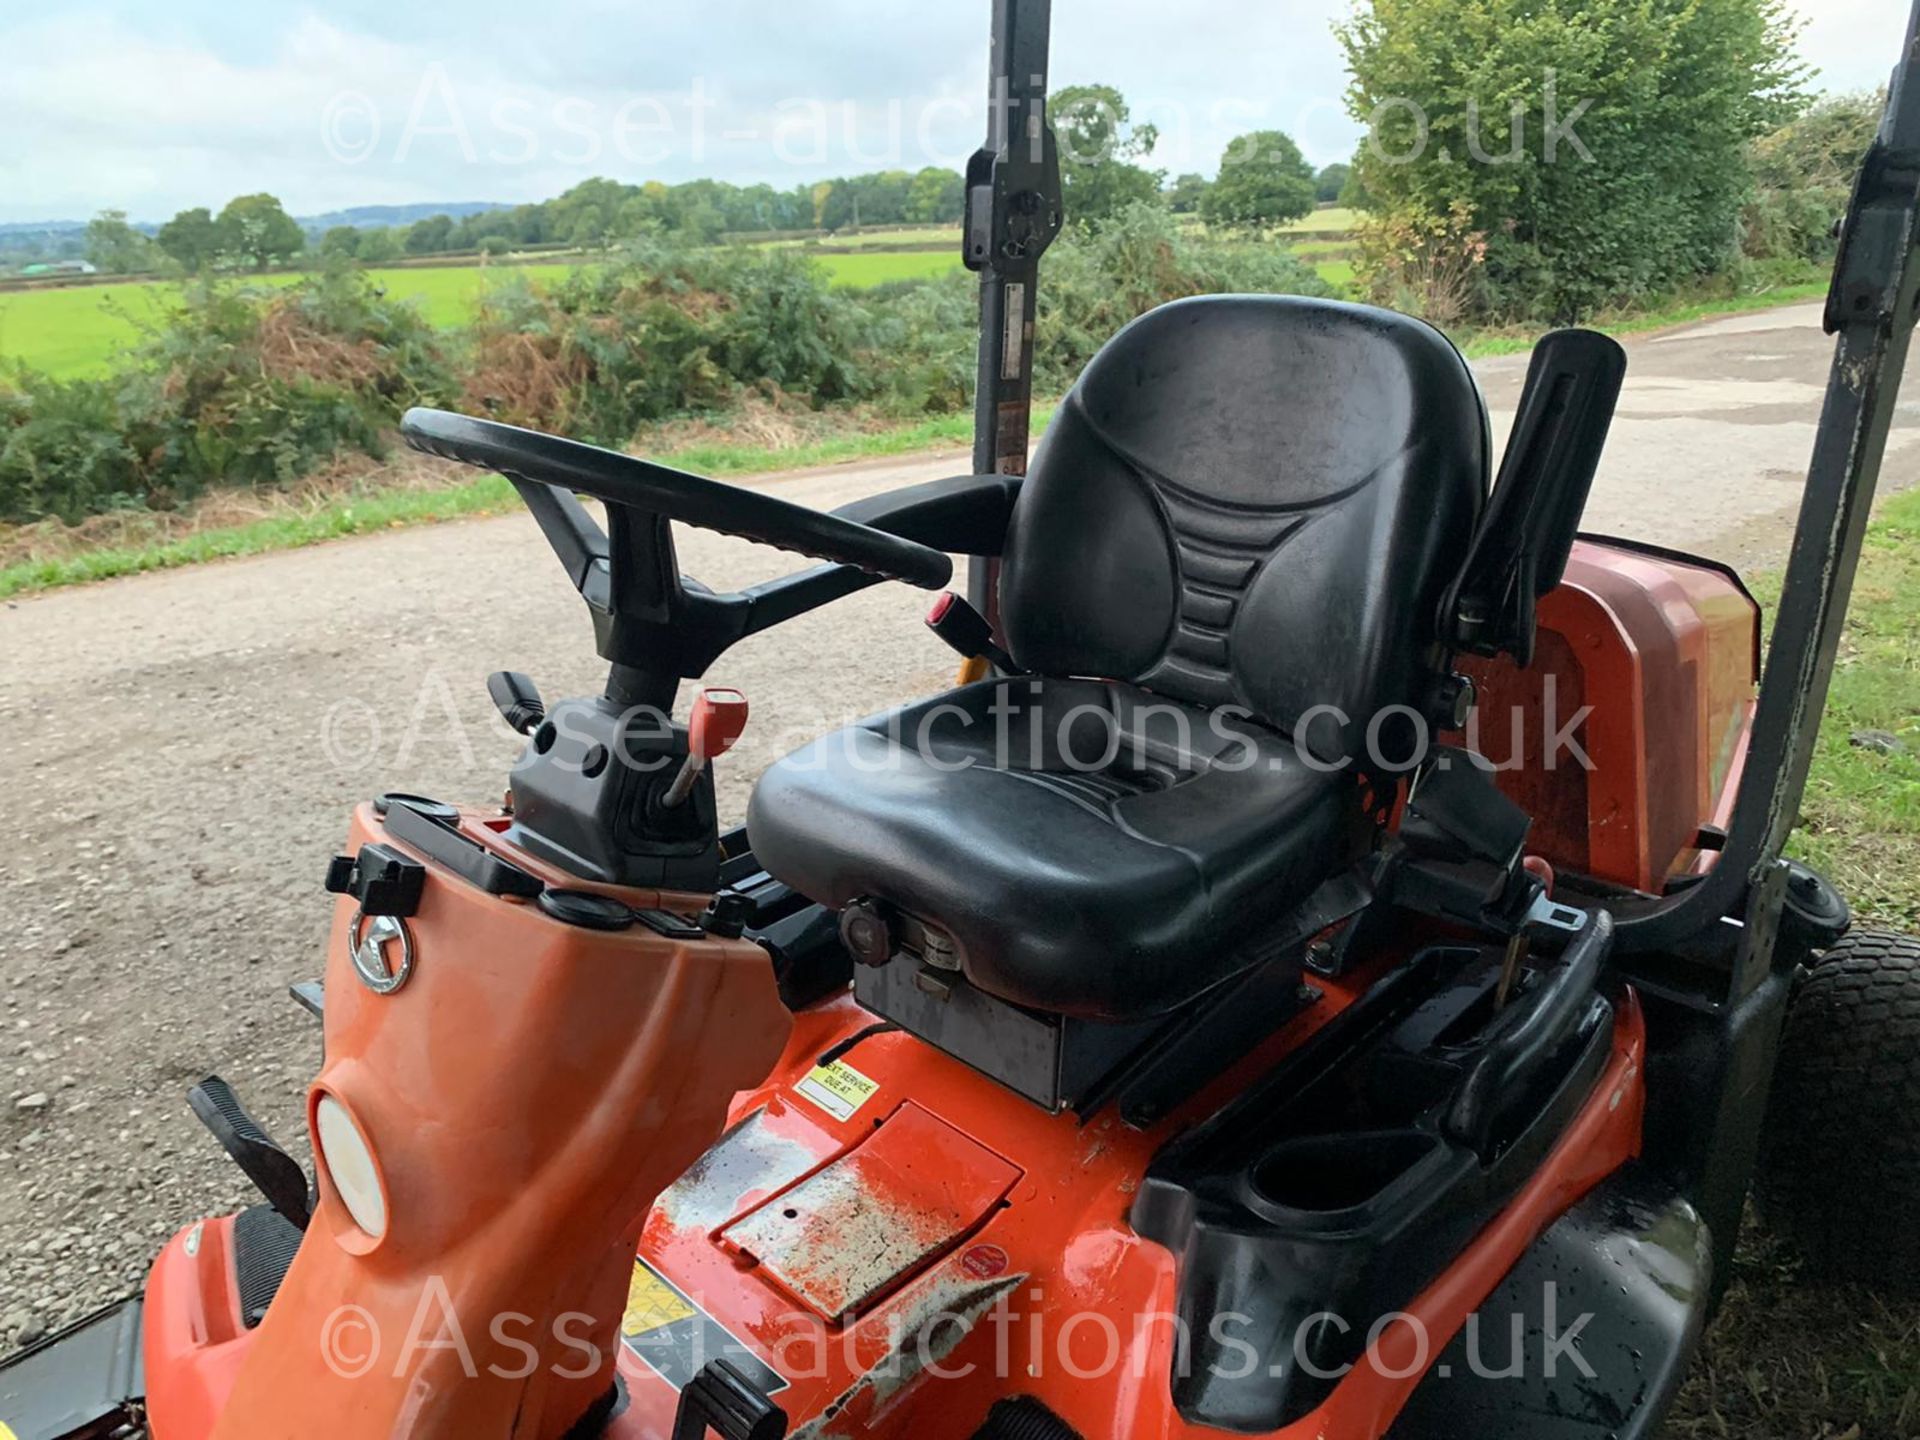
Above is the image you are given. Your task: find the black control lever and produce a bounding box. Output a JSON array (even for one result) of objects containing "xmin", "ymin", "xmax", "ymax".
[
  {"xmin": 488, "ymin": 671, "xmax": 547, "ymax": 735},
  {"xmin": 1445, "ymin": 910, "xmax": 1615, "ymax": 1158},
  {"xmin": 187, "ymin": 1076, "xmax": 313, "ymax": 1230}
]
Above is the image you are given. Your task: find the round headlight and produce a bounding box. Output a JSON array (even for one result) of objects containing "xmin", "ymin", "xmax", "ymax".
[{"xmin": 315, "ymin": 1094, "xmax": 388, "ymax": 1239}]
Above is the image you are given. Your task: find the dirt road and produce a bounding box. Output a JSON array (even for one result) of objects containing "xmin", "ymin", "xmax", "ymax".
[{"xmin": 2, "ymin": 301, "xmax": 1915, "ymax": 1348}]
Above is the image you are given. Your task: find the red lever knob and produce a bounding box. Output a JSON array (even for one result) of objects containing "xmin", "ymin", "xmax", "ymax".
[
  {"xmin": 689, "ymin": 687, "xmax": 750, "ymax": 762},
  {"xmin": 663, "ymin": 688, "xmax": 750, "ymax": 809}
]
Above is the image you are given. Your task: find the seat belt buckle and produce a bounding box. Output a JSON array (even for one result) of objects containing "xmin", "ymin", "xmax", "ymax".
[{"xmin": 925, "ymin": 592, "xmax": 1020, "ymax": 674}]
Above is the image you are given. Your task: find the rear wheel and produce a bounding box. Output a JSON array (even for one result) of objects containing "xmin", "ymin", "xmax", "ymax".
[{"xmin": 1757, "ymin": 930, "xmax": 1920, "ymax": 1289}]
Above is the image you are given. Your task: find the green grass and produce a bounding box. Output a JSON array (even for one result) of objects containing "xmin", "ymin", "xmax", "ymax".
[
  {"xmin": 1666, "ymin": 488, "xmax": 1920, "ymax": 1439},
  {"xmin": 1456, "ymin": 280, "xmax": 1831, "ymax": 359},
  {"xmin": 0, "ymin": 280, "xmax": 177, "ymax": 379},
  {"xmin": 1281, "ymin": 206, "xmax": 1359, "ymax": 235},
  {"xmin": 1771, "ymin": 487, "xmax": 1920, "ymax": 930},
  {"xmin": 1315, "ymin": 260, "xmax": 1358, "ymax": 292},
  {"xmin": 814, "ymin": 251, "xmax": 965, "ymax": 288},
  {"xmin": 0, "ymin": 264, "xmax": 583, "ymax": 379}
]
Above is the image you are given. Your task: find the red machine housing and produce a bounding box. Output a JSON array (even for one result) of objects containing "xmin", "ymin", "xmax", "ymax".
[
  {"xmin": 136, "ymin": 537, "xmax": 1753, "ymax": 1440},
  {"xmin": 1464, "ymin": 539, "xmax": 1760, "ymax": 893}
]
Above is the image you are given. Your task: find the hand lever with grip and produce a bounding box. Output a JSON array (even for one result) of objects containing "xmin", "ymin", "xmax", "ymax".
[
  {"xmin": 662, "ymin": 689, "xmax": 750, "ymax": 808},
  {"xmin": 488, "ymin": 671, "xmax": 547, "ymax": 735}
]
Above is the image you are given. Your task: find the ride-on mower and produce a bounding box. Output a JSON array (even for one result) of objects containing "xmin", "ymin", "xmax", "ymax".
[{"xmin": 9, "ymin": 4, "xmax": 1920, "ymax": 1438}]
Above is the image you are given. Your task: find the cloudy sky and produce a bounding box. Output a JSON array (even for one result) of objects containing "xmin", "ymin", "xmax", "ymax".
[{"xmin": 0, "ymin": 0, "xmax": 1907, "ymax": 224}]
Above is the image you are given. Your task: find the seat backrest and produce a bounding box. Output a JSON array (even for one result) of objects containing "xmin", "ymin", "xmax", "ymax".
[{"xmin": 1001, "ymin": 295, "xmax": 1489, "ymax": 762}]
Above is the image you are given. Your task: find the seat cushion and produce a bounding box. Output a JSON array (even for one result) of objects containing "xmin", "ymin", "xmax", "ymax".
[{"xmin": 747, "ymin": 678, "xmax": 1370, "ymax": 1022}]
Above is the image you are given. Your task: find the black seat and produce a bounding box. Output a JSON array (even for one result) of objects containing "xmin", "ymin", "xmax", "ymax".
[{"xmin": 749, "ymin": 296, "xmax": 1489, "ymax": 1021}]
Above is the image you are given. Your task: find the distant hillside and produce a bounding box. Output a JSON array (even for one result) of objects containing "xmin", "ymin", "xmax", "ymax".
[
  {"xmin": 0, "ymin": 221, "xmax": 91, "ymax": 264},
  {"xmin": 299, "ymin": 202, "xmax": 508, "ymax": 232}
]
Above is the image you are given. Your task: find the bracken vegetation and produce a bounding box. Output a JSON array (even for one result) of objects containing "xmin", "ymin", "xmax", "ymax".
[{"xmin": 1, "ymin": 208, "xmax": 1326, "ymax": 526}]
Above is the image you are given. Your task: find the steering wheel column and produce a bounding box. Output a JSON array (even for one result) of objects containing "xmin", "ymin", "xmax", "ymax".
[{"xmin": 401, "ymin": 408, "xmax": 953, "ymax": 890}]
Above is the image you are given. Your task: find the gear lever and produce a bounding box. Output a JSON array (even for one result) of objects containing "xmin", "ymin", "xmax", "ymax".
[{"xmin": 662, "ymin": 688, "xmax": 750, "ymax": 808}]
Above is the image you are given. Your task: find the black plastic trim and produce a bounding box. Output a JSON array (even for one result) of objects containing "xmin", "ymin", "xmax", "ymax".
[{"xmin": 1387, "ymin": 1167, "xmax": 1711, "ymax": 1440}]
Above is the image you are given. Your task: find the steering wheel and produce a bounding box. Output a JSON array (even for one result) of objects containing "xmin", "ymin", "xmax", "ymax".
[
  {"xmin": 401, "ymin": 408, "xmax": 953, "ymax": 697},
  {"xmin": 402, "ymin": 409, "xmax": 950, "ymax": 588}
]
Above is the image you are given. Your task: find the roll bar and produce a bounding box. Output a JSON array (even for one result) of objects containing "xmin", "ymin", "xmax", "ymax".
[
  {"xmin": 1613, "ymin": 3, "xmax": 1920, "ymax": 958},
  {"xmin": 963, "ymin": 0, "xmax": 1063, "ymax": 621}
]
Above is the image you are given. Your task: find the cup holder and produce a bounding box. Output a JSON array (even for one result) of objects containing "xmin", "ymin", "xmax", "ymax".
[{"xmin": 1249, "ymin": 1130, "xmax": 1444, "ymax": 1215}]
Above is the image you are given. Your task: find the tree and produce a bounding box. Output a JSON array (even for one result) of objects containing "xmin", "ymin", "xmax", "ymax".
[
  {"xmin": 1744, "ymin": 90, "xmax": 1882, "ymax": 261},
  {"xmin": 1314, "ymin": 163, "xmax": 1352, "ymax": 205},
  {"xmin": 319, "ymin": 225, "xmax": 363, "ymax": 260},
  {"xmin": 1202, "ymin": 132, "xmax": 1319, "ymax": 232},
  {"xmin": 216, "ymin": 194, "xmax": 305, "ymax": 271},
  {"xmin": 1337, "ymin": 0, "xmax": 1807, "ymax": 320},
  {"xmin": 1165, "ymin": 173, "xmax": 1211, "ymax": 214},
  {"xmin": 1338, "ymin": 155, "xmax": 1375, "ymax": 211},
  {"xmin": 1051, "ymin": 83, "xmax": 1166, "ymax": 225},
  {"xmin": 404, "ymin": 214, "xmax": 457, "ymax": 255},
  {"xmin": 85, "ymin": 210, "xmax": 155, "ymax": 274},
  {"xmin": 157, "ymin": 207, "xmax": 220, "ymax": 273},
  {"xmin": 356, "ymin": 227, "xmax": 402, "ymax": 264},
  {"xmin": 906, "ymin": 167, "xmax": 966, "ymax": 224}
]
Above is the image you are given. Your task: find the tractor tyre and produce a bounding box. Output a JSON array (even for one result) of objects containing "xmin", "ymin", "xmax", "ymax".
[{"xmin": 1757, "ymin": 929, "xmax": 1920, "ymax": 1290}]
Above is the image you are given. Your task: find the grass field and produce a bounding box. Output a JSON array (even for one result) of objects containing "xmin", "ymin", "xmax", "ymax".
[
  {"xmin": 1282, "ymin": 205, "xmax": 1360, "ymax": 235},
  {"xmin": 759, "ymin": 227, "xmax": 962, "ymax": 251},
  {"xmin": 816, "ymin": 250, "xmax": 964, "ymax": 287},
  {"xmin": 0, "ymin": 264, "xmax": 578, "ymax": 379},
  {"xmin": 0, "ymin": 251, "xmax": 966, "ymax": 380}
]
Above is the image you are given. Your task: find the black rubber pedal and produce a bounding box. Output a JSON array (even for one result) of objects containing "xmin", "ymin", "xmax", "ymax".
[
  {"xmin": 231, "ymin": 1204, "xmax": 305, "ymax": 1328},
  {"xmin": 672, "ymin": 1358, "xmax": 786, "ymax": 1440},
  {"xmin": 187, "ymin": 1075, "xmax": 312, "ymax": 1231},
  {"xmin": 971, "ymin": 1397, "xmax": 1082, "ymax": 1440}
]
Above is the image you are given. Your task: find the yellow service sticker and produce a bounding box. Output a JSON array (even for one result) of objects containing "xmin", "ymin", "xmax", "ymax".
[{"xmin": 794, "ymin": 1058, "xmax": 880, "ymax": 1122}]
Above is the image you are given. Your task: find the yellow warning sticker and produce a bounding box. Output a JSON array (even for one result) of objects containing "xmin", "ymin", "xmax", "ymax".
[
  {"xmin": 621, "ymin": 1258, "xmax": 787, "ymax": 1395},
  {"xmin": 1, "ymin": 1422, "xmax": 18, "ymax": 1440},
  {"xmin": 623, "ymin": 1260, "xmax": 696, "ymax": 1337},
  {"xmin": 794, "ymin": 1058, "xmax": 880, "ymax": 1122}
]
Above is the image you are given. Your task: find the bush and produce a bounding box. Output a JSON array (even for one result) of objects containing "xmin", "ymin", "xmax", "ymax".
[
  {"xmin": 1354, "ymin": 201, "xmax": 1491, "ymax": 328},
  {"xmin": 1338, "ymin": 0, "xmax": 1807, "ymax": 322},
  {"xmin": 1037, "ymin": 204, "xmax": 1333, "ymax": 386},
  {"xmin": 461, "ymin": 242, "xmax": 875, "ymax": 441},
  {"xmin": 1744, "ymin": 90, "xmax": 1883, "ymax": 263},
  {"xmin": 0, "ymin": 374, "xmax": 146, "ymax": 523},
  {"xmin": 0, "ymin": 266, "xmax": 452, "ymax": 524}
]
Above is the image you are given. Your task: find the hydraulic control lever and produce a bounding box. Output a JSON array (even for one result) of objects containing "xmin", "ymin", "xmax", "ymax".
[{"xmin": 662, "ymin": 688, "xmax": 750, "ymax": 808}]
